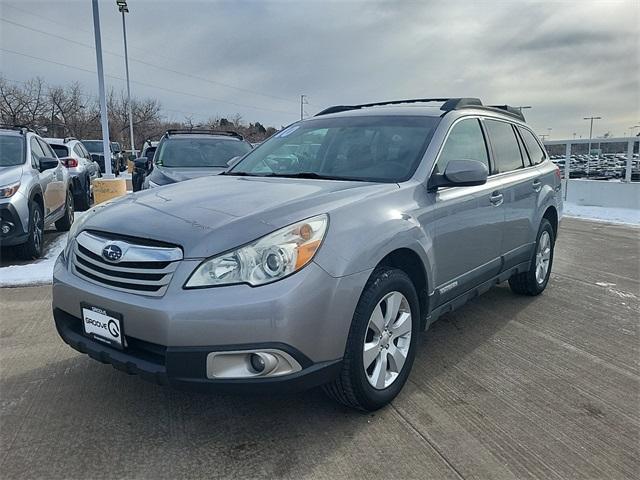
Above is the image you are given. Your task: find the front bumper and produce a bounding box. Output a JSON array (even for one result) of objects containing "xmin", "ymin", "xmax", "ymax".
[
  {"xmin": 52, "ymin": 251, "xmax": 371, "ymax": 391},
  {"xmin": 54, "ymin": 308, "xmax": 342, "ymax": 392},
  {"xmin": 0, "ymin": 198, "xmax": 29, "ymax": 246}
]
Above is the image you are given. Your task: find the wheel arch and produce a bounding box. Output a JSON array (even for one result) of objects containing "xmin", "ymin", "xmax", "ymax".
[
  {"xmin": 374, "ymin": 247, "xmax": 430, "ymax": 330},
  {"xmin": 542, "ymin": 205, "xmax": 558, "ymax": 239},
  {"xmin": 28, "ymin": 186, "xmax": 44, "ymax": 211}
]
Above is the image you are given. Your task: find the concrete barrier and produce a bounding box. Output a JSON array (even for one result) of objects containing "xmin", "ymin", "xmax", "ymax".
[
  {"xmin": 93, "ymin": 177, "xmax": 127, "ymax": 204},
  {"xmin": 564, "ymin": 179, "xmax": 640, "ymax": 209}
]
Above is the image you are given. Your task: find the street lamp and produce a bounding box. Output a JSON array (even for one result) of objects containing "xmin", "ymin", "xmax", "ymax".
[
  {"xmin": 583, "ymin": 116, "xmax": 602, "ymax": 176},
  {"xmin": 117, "ymin": 0, "xmax": 135, "ymax": 160}
]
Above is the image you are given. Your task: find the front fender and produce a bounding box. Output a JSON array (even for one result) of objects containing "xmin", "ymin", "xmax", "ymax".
[{"xmin": 313, "ymin": 188, "xmax": 434, "ymax": 294}]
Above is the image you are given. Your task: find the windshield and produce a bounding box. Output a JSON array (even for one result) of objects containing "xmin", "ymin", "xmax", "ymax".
[
  {"xmin": 156, "ymin": 137, "xmax": 252, "ymax": 168},
  {"xmin": 230, "ymin": 115, "xmax": 439, "ymax": 182},
  {"xmin": 0, "ymin": 135, "xmax": 25, "ymax": 167},
  {"xmin": 50, "ymin": 144, "xmax": 69, "ymax": 158},
  {"xmin": 83, "ymin": 141, "xmax": 104, "ymax": 154}
]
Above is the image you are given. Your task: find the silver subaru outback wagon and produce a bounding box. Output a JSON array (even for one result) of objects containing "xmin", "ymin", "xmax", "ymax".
[{"xmin": 52, "ymin": 98, "xmax": 562, "ymax": 411}]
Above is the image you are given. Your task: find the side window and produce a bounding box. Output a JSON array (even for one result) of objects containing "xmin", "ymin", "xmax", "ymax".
[
  {"xmin": 434, "ymin": 118, "xmax": 489, "ymax": 174},
  {"xmin": 37, "ymin": 138, "xmax": 56, "ymax": 158},
  {"xmin": 80, "ymin": 144, "xmax": 91, "ymax": 159},
  {"xmin": 518, "ymin": 127, "xmax": 546, "ymax": 165},
  {"xmin": 30, "ymin": 137, "xmax": 45, "ymax": 168},
  {"xmin": 484, "ymin": 120, "xmax": 524, "ymax": 174},
  {"xmin": 73, "ymin": 144, "xmax": 85, "ymax": 158}
]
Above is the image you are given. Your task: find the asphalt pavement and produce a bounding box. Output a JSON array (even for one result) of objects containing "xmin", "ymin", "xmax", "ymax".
[{"xmin": 0, "ymin": 217, "xmax": 638, "ymax": 479}]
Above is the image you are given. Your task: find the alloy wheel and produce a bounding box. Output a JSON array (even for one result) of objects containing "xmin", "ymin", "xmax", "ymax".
[
  {"xmin": 33, "ymin": 208, "xmax": 43, "ymax": 253},
  {"xmin": 535, "ymin": 231, "xmax": 551, "ymax": 284},
  {"xmin": 363, "ymin": 291, "xmax": 412, "ymax": 389}
]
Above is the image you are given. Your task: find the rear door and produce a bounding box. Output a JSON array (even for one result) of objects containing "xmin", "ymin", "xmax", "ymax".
[
  {"xmin": 428, "ymin": 118, "xmax": 505, "ymax": 305},
  {"xmin": 483, "ymin": 119, "xmax": 538, "ymax": 271},
  {"xmin": 37, "ymin": 138, "xmax": 66, "ymax": 216},
  {"xmin": 30, "ymin": 137, "xmax": 55, "ymax": 218}
]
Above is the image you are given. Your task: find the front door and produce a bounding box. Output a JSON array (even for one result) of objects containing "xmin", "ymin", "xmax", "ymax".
[{"xmin": 421, "ymin": 118, "xmax": 505, "ymax": 306}]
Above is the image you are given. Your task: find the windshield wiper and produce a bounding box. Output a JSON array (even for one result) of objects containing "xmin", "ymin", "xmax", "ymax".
[
  {"xmin": 221, "ymin": 171, "xmax": 363, "ymax": 181},
  {"xmin": 219, "ymin": 171, "xmax": 261, "ymax": 176},
  {"xmin": 259, "ymin": 172, "xmax": 361, "ymax": 181}
]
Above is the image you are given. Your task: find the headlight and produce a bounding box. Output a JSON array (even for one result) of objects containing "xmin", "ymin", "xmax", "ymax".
[
  {"xmin": 0, "ymin": 182, "xmax": 20, "ymax": 198},
  {"xmin": 185, "ymin": 214, "xmax": 328, "ymax": 288}
]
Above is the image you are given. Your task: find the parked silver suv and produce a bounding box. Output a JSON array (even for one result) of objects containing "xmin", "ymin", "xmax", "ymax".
[
  {"xmin": 1, "ymin": 126, "xmax": 74, "ymax": 259},
  {"xmin": 46, "ymin": 137, "xmax": 101, "ymax": 211},
  {"xmin": 52, "ymin": 98, "xmax": 562, "ymax": 410}
]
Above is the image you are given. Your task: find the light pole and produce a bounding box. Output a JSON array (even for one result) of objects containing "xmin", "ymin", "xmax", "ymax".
[
  {"xmin": 117, "ymin": 0, "xmax": 135, "ymax": 160},
  {"xmin": 583, "ymin": 116, "xmax": 602, "ymax": 176},
  {"xmin": 300, "ymin": 94, "xmax": 307, "ymax": 121},
  {"xmin": 92, "ymin": 0, "xmax": 112, "ymax": 177},
  {"xmin": 546, "ymin": 127, "xmax": 552, "ymax": 139}
]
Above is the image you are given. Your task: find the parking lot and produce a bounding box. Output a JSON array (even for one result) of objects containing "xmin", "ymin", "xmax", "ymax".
[{"xmin": 0, "ymin": 217, "xmax": 638, "ymax": 479}]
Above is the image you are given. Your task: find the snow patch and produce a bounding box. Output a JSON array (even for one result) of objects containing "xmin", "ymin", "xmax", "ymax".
[
  {"xmin": 0, "ymin": 233, "xmax": 67, "ymax": 287},
  {"xmin": 563, "ymin": 203, "xmax": 639, "ymax": 226}
]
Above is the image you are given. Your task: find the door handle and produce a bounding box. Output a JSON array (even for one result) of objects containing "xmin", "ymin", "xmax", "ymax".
[
  {"xmin": 490, "ymin": 191, "xmax": 503, "ymax": 206},
  {"xmin": 532, "ymin": 179, "xmax": 542, "ymax": 192}
]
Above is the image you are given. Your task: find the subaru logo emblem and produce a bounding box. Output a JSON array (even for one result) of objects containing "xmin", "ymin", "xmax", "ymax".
[{"xmin": 102, "ymin": 244, "xmax": 123, "ymax": 262}]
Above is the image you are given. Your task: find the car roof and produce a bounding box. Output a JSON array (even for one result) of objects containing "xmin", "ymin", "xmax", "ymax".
[
  {"xmin": 311, "ymin": 105, "xmax": 528, "ymax": 125},
  {"xmin": 44, "ymin": 137, "xmax": 78, "ymax": 145},
  {"xmin": 0, "ymin": 128, "xmax": 23, "ymax": 136},
  {"xmin": 310, "ymin": 98, "xmax": 528, "ymax": 124},
  {"xmin": 163, "ymin": 133, "xmax": 244, "ymax": 140}
]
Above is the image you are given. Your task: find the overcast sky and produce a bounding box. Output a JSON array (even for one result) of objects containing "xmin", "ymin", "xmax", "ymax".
[{"xmin": 1, "ymin": 0, "xmax": 638, "ymax": 138}]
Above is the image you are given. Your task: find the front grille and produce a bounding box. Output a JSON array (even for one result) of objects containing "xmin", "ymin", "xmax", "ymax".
[{"xmin": 71, "ymin": 231, "xmax": 182, "ymax": 297}]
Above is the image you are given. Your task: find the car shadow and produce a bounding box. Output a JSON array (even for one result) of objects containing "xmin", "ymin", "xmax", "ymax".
[
  {"xmin": 0, "ymin": 228, "xmax": 64, "ymax": 267},
  {"xmin": 1, "ymin": 283, "xmax": 541, "ymax": 478}
]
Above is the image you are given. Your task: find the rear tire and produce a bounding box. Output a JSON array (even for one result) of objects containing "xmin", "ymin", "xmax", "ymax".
[
  {"xmin": 17, "ymin": 201, "xmax": 44, "ymax": 260},
  {"xmin": 509, "ymin": 218, "xmax": 555, "ymax": 296},
  {"xmin": 323, "ymin": 267, "xmax": 419, "ymax": 411},
  {"xmin": 55, "ymin": 190, "xmax": 74, "ymax": 232}
]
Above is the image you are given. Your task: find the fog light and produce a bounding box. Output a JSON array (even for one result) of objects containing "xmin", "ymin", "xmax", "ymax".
[
  {"xmin": 250, "ymin": 353, "xmax": 266, "ymax": 373},
  {"xmin": 206, "ymin": 349, "xmax": 302, "ymax": 379},
  {"xmin": 1, "ymin": 221, "xmax": 14, "ymax": 234}
]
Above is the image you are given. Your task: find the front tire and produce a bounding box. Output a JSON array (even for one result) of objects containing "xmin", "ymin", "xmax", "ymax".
[
  {"xmin": 75, "ymin": 175, "xmax": 91, "ymax": 211},
  {"xmin": 17, "ymin": 201, "xmax": 44, "ymax": 260},
  {"xmin": 55, "ymin": 190, "xmax": 74, "ymax": 232},
  {"xmin": 509, "ymin": 218, "xmax": 555, "ymax": 296},
  {"xmin": 323, "ymin": 267, "xmax": 419, "ymax": 411}
]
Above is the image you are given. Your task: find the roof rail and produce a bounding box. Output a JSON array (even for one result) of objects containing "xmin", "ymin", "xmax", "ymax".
[
  {"xmin": 0, "ymin": 124, "xmax": 36, "ymax": 134},
  {"xmin": 485, "ymin": 105, "xmax": 526, "ymax": 122},
  {"xmin": 314, "ymin": 98, "xmax": 483, "ymax": 117},
  {"xmin": 165, "ymin": 129, "xmax": 244, "ymax": 140},
  {"xmin": 64, "ymin": 136, "xmax": 77, "ymax": 143}
]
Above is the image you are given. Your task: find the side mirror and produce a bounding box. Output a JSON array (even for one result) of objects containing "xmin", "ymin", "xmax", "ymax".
[
  {"xmin": 39, "ymin": 157, "xmax": 60, "ymax": 172},
  {"xmin": 428, "ymin": 159, "xmax": 489, "ymax": 190},
  {"xmin": 227, "ymin": 156, "xmax": 241, "ymax": 168},
  {"xmin": 134, "ymin": 157, "xmax": 148, "ymax": 170}
]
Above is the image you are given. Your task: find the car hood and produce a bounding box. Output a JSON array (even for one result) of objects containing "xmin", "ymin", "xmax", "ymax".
[
  {"xmin": 0, "ymin": 165, "xmax": 23, "ymax": 187},
  {"xmin": 154, "ymin": 166, "xmax": 227, "ymax": 184},
  {"xmin": 81, "ymin": 175, "xmax": 397, "ymax": 258}
]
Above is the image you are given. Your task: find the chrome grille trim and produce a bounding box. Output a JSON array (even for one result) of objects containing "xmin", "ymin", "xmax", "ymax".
[{"xmin": 71, "ymin": 231, "xmax": 183, "ymax": 297}]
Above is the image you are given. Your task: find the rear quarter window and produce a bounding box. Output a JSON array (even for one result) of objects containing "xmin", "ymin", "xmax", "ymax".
[{"xmin": 518, "ymin": 127, "xmax": 546, "ymax": 165}]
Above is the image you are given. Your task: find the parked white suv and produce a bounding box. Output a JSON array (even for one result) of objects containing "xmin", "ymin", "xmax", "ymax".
[
  {"xmin": 0, "ymin": 126, "xmax": 74, "ymax": 259},
  {"xmin": 46, "ymin": 137, "xmax": 101, "ymax": 210}
]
